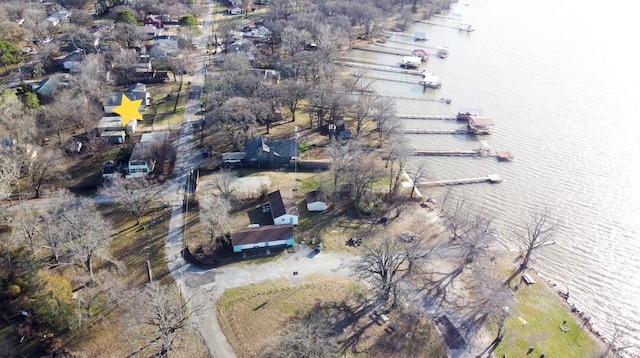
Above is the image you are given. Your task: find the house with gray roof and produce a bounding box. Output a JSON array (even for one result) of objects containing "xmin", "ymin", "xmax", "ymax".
[{"xmin": 244, "ymin": 136, "xmax": 297, "ymax": 166}]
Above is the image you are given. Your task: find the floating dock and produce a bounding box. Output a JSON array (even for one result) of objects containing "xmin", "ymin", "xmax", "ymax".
[{"xmin": 418, "ymin": 174, "xmax": 502, "ymax": 187}]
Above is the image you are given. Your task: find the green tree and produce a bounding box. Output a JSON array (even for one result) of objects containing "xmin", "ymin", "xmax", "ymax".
[
  {"xmin": 179, "ymin": 15, "xmax": 198, "ymax": 29},
  {"xmin": 115, "ymin": 10, "xmax": 138, "ymax": 24},
  {"xmin": 0, "ymin": 40, "xmax": 21, "ymax": 71},
  {"xmin": 16, "ymin": 84, "xmax": 40, "ymax": 110},
  {"xmin": 31, "ymin": 271, "xmax": 76, "ymax": 333}
]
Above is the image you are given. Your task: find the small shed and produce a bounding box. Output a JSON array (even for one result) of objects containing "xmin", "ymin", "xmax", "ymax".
[
  {"xmin": 468, "ymin": 116, "xmax": 495, "ymax": 134},
  {"xmin": 268, "ymin": 190, "xmax": 298, "ymax": 225},
  {"xmin": 306, "ymin": 190, "xmax": 328, "ymax": 212},
  {"xmin": 232, "ymin": 225, "xmax": 295, "ymax": 256},
  {"xmin": 100, "ymin": 130, "xmax": 125, "ymax": 144}
]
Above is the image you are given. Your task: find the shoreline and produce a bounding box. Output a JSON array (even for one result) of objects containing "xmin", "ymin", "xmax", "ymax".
[{"xmin": 379, "ymin": 10, "xmax": 613, "ymax": 354}]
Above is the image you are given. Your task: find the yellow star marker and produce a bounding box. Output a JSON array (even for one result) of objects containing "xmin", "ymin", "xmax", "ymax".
[{"xmin": 113, "ymin": 93, "xmax": 143, "ymax": 128}]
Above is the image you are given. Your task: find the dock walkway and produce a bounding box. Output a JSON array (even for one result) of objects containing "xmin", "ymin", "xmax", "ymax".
[
  {"xmin": 350, "ymin": 73, "xmax": 420, "ymax": 85},
  {"xmin": 418, "ymin": 174, "xmax": 502, "ymax": 187},
  {"xmin": 413, "ymin": 149, "xmax": 480, "ymax": 157},
  {"xmin": 336, "ymin": 61, "xmax": 423, "ymax": 76},
  {"xmin": 404, "ymin": 129, "xmax": 475, "ymax": 135},
  {"xmin": 399, "ymin": 114, "xmax": 457, "ymax": 120}
]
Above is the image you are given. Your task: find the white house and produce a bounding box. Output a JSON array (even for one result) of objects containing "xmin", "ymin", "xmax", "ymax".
[
  {"xmin": 305, "ymin": 190, "xmax": 328, "ymax": 212},
  {"xmin": 231, "ymin": 225, "xmax": 295, "ymax": 257},
  {"xmin": 267, "ymin": 190, "xmax": 298, "ymax": 225},
  {"xmin": 126, "ymin": 143, "xmax": 154, "ymax": 178},
  {"xmin": 126, "ymin": 131, "xmax": 169, "ymax": 178}
]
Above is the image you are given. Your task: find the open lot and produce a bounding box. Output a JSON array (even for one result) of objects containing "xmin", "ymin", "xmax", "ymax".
[{"xmin": 216, "ymin": 275, "xmax": 447, "ymax": 358}]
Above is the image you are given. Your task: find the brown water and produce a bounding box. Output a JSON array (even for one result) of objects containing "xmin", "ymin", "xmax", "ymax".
[{"xmin": 351, "ymin": 0, "xmax": 640, "ymax": 353}]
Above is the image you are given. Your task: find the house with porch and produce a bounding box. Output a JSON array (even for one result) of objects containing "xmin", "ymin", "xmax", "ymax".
[{"xmin": 232, "ymin": 225, "xmax": 295, "ymax": 257}]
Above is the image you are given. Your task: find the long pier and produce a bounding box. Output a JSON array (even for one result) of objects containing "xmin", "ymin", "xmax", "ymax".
[
  {"xmin": 418, "ymin": 174, "xmax": 502, "ymax": 187},
  {"xmin": 352, "ymin": 45, "xmax": 408, "ymax": 56},
  {"xmin": 415, "ymin": 20, "xmax": 463, "ymax": 30},
  {"xmin": 383, "ymin": 39, "xmax": 443, "ymax": 52},
  {"xmin": 336, "ymin": 61, "xmax": 423, "ymax": 76},
  {"xmin": 413, "ymin": 149, "xmax": 481, "ymax": 157},
  {"xmin": 339, "ymin": 57, "xmax": 399, "ymax": 67},
  {"xmin": 398, "ymin": 114, "xmax": 457, "ymax": 120},
  {"xmin": 349, "ymin": 73, "xmax": 420, "ymax": 84},
  {"xmin": 404, "ymin": 129, "xmax": 475, "ymax": 135}
]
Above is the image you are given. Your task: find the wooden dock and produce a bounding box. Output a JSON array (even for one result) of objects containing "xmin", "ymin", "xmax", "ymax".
[
  {"xmin": 414, "ymin": 20, "xmax": 463, "ymax": 30},
  {"xmin": 336, "ymin": 61, "xmax": 423, "ymax": 76},
  {"xmin": 349, "ymin": 73, "xmax": 420, "ymax": 84},
  {"xmin": 379, "ymin": 95, "xmax": 453, "ymax": 103},
  {"xmin": 404, "ymin": 129, "xmax": 475, "ymax": 135},
  {"xmin": 339, "ymin": 57, "xmax": 399, "ymax": 67},
  {"xmin": 382, "ymin": 39, "xmax": 443, "ymax": 52},
  {"xmin": 398, "ymin": 115, "xmax": 457, "ymax": 120},
  {"xmin": 413, "ymin": 149, "xmax": 481, "ymax": 157},
  {"xmin": 418, "ymin": 174, "xmax": 502, "ymax": 187},
  {"xmin": 352, "ymin": 45, "xmax": 407, "ymax": 56}
]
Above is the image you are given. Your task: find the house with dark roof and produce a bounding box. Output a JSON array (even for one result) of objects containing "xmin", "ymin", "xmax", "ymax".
[
  {"xmin": 305, "ymin": 190, "xmax": 328, "ymax": 212},
  {"xmin": 232, "ymin": 225, "xmax": 295, "ymax": 257},
  {"xmin": 267, "ymin": 190, "xmax": 298, "ymax": 225},
  {"xmin": 244, "ymin": 136, "xmax": 297, "ymax": 166},
  {"xmin": 31, "ymin": 76, "xmax": 69, "ymax": 101}
]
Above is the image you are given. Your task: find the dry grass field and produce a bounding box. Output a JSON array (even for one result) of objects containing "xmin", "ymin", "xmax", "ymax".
[{"xmin": 216, "ymin": 275, "xmax": 447, "ymax": 358}]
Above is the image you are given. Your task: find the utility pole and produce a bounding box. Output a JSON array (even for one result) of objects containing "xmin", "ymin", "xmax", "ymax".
[{"xmin": 294, "ymin": 126, "xmax": 299, "ymax": 197}]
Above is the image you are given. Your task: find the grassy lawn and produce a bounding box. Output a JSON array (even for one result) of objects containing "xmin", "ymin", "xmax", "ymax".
[
  {"xmin": 144, "ymin": 81, "xmax": 191, "ymax": 130},
  {"xmin": 64, "ymin": 203, "xmax": 208, "ymax": 357},
  {"xmin": 216, "ymin": 275, "xmax": 446, "ymax": 358},
  {"xmin": 493, "ymin": 270, "xmax": 599, "ymax": 357}
]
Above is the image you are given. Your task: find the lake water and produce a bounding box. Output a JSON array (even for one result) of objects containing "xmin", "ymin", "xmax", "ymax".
[{"xmin": 351, "ymin": 0, "xmax": 640, "ymax": 354}]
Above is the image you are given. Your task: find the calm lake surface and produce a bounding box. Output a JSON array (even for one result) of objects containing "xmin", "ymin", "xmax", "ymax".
[{"xmin": 351, "ymin": 0, "xmax": 640, "ymax": 353}]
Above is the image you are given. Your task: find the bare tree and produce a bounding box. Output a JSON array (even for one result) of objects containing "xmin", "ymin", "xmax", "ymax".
[
  {"xmin": 473, "ymin": 266, "xmax": 514, "ymax": 353},
  {"xmin": 132, "ymin": 282, "xmax": 197, "ymax": 358},
  {"xmin": 208, "ymin": 168, "xmax": 237, "ymax": 200},
  {"xmin": 99, "ymin": 178, "xmax": 165, "ymax": 225},
  {"xmin": 350, "ymin": 92, "xmax": 375, "ymax": 138},
  {"xmin": 408, "ymin": 162, "xmax": 427, "ymax": 199},
  {"xmin": 27, "ymin": 146, "xmax": 61, "ymax": 198},
  {"xmin": 75, "ymin": 269, "xmax": 124, "ymax": 327},
  {"xmin": 344, "ymin": 150, "xmax": 380, "ymax": 206},
  {"xmin": 210, "ymin": 97, "xmax": 257, "ymax": 151},
  {"xmin": 281, "ymin": 25, "xmax": 311, "ymax": 57},
  {"xmin": 63, "ymin": 198, "xmax": 115, "ymax": 280},
  {"xmin": 352, "ymin": 238, "xmax": 409, "ymax": 309},
  {"xmin": 0, "ymin": 154, "xmax": 19, "ymax": 201},
  {"xmin": 372, "ymin": 97, "xmax": 400, "ymax": 148},
  {"xmin": 198, "ymin": 193, "xmax": 231, "ymax": 254},
  {"xmin": 281, "ymin": 79, "xmax": 309, "ymax": 124},
  {"xmin": 326, "ymin": 140, "xmax": 358, "ymax": 193},
  {"xmin": 263, "ymin": 307, "xmax": 340, "ymax": 358},
  {"xmin": 10, "ymin": 204, "xmax": 42, "ymax": 254},
  {"xmin": 518, "ymin": 208, "xmax": 558, "ymax": 272},
  {"xmin": 70, "ymin": 53, "xmax": 109, "ymax": 102},
  {"xmin": 36, "ymin": 188, "xmax": 75, "ymax": 263},
  {"xmin": 385, "ymin": 141, "xmax": 412, "ymax": 198}
]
